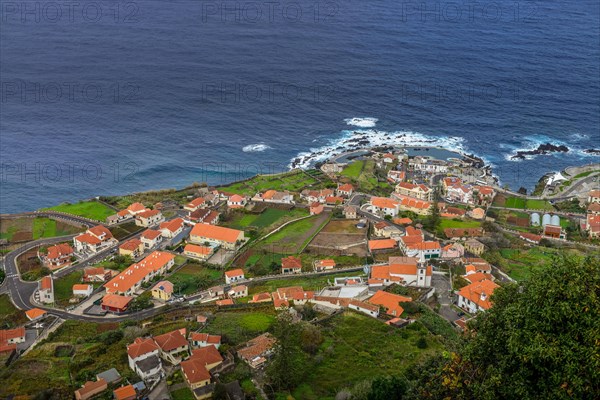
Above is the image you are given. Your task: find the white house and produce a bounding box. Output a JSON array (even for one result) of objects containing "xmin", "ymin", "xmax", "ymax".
[
  {"xmin": 228, "ymin": 285, "xmax": 248, "ymax": 299},
  {"xmin": 72, "ymin": 284, "xmax": 93, "ymax": 297},
  {"xmin": 140, "ymin": 229, "xmax": 162, "ymax": 249},
  {"xmin": 224, "ymin": 269, "xmax": 245, "ymax": 284},
  {"xmin": 135, "ymin": 209, "xmax": 164, "ymax": 227},
  {"xmin": 127, "ymin": 338, "xmax": 163, "ymax": 381},
  {"xmin": 457, "ymin": 279, "xmax": 499, "ymax": 314},
  {"xmin": 370, "ymin": 197, "xmax": 400, "ymax": 217}
]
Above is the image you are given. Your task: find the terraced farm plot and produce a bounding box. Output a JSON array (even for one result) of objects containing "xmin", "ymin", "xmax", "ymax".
[
  {"xmin": 261, "ymin": 213, "xmax": 330, "ymax": 254},
  {"xmin": 225, "ymin": 207, "xmax": 308, "ymax": 231},
  {"xmin": 0, "ymin": 217, "xmax": 83, "ymax": 243},
  {"xmin": 205, "ymin": 310, "xmax": 276, "ymax": 344}
]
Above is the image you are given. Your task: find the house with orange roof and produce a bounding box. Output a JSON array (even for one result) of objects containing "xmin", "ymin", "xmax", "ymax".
[
  {"xmin": 472, "ymin": 185, "xmax": 496, "ymax": 205},
  {"xmin": 313, "ymin": 259, "xmax": 336, "ymax": 272},
  {"xmin": 74, "ymin": 378, "xmax": 108, "ymax": 400},
  {"xmin": 337, "ymin": 183, "xmax": 354, "ymax": 197},
  {"xmin": 159, "ymin": 218, "xmax": 185, "ymax": 239},
  {"xmin": 228, "ymin": 285, "xmax": 248, "ymax": 299},
  {"xmin": 185, "ymin": 208, "xmax": 221, "ymax": 226},
  {"xmin": 588, "ymin": 190, "xmax": 600, "ymax": 204},
  {"xmin": 325, "ymin": 195, "xmax": 344, "ymax": 205},
  {"xmin": 0, "ymin": 327, "xmax": 25, "ymax": 354},
  {"xmin": 543, "ymin": 224, "xmax": 564, "ymax": 239},
  {"xmin": 253, "ymin": 190, "xmax": 295, "ymax": 204},
  {"xmin": 442, "ymin": 177, "xmax": 462, "ymax": 191},
  {"xmin": 368, "ymin": 239, "xmax": 397, "ymax": 252},
  {"xmin": 184, "ymin": 197, "xmax": 207, "ymax": 212},
  {"xmin": 113, "ymin": 385, "xmax": 137, "ymax": 400},
  {"xmin": 154, "ymin": 328, "xmax": 189, "ymax": 364},
  {"xmin": 43, "ymin": 243, "xmax": 74, "ymax": 270},
  {"xmin": 395, "ymin": 182, "xmax": 433, "ymax": 201},
  {"xmin": 310, "ymin": 202, "xmax": 324, "ymax": 215},
  {"xmin": 106, "ymin": 209, "xmax": 134, "ymax": 225},
  {"xmin": 184, "ymin": 244, "xmax": 214, "ymax": 261},
  {"xmin": 83, "ymin": 266, "xmax": 111, "ymax": 282},
  {"xmin": 519, "ymin": 232, "xmax": 542, "ymax": 244},
  {"xmin": 281, "ymin": 256, "xmax": 302, "ymax": 274},
  {"xmin": 189, "ymin": 332, "xmax": 222, "ymax": 349},
  {"xmin": 369, "ymin": 256, "xmax": 432, "ymax": 288},
  {"xmin": 25, "ymin": 308, "xmax": 47, "ymax": 321},
  {"xmin": 38, "ymin": 275, "xmax": 54, "ymax": 304},
  {"xmin": 73, "ymin": 284, "xmax": 93, "ymax": 297},
  {"xmin": 403, "ymin": 240, "xmax": 441, "ymax": 259},
  {"xmin": 367, "ymin": 290, "xmax": 412, "ymax": 317},
  {"xmin": 387, "ymin": 170, "xmax": 405, "ymax": 183},
  {"xmin": 586, "ymin": 214, "xmax": 600, "ymax": 238},
  {"xmin": 227, "ymin": 194, "xmax": 247, "ymax": 209},
  {"xmin": 370, "ymin": 197, "xmax": 400, "ymax": 217},
  {"xmin": 119, "ymin": 238, "xmax": 144, "ymax": 258},
  {"xmin": 445, "ymin": 184, "xmax": 473, "ymax": 204},
  {"xmin": 395, "ymin": 195, "xmax": 432, "ymax": 215},
  {"xmin": 393, "ymin": 217, "xmax": 413, "ymax": 225},
  {"xmin": 189, "ymin": 224, "xmax": 245, "ymax": 250},
  {"xmin": 151, "ymin": 280, "xmax": 174, "ymax": 301},
  {"xmin": 249, "ymin": 292, "xmax": 272, "ymax": 304},
  {"xmin": 73, "ymin": 225, "xmax": 116, "ymax": 253},
  {"xmin": 216, "ymin": 298, "xmax": 234, "ymax": 306},
  {"xmin": 469, "ymin": 207, "xmax": 486, "ymax": 220},
  {"xmin": 180, "ymin": 345, "xmax": 223, "ymax": 399},
  {"xmin": 101, "ymin": 294, "xmax": 133, "ymax": 314},
  {"xmin": 444, "ymin": 227, "xmax": 484, "ymax": 240},
  {"xmin": 457, "ymin": 279, "xmax": 499, "ymax": 313},
  {"xmin": 441, "ymin": 243, "xmax": 464, "ymax": 259},
  {"xmin": 135, "ymin": 209, "xmax": 164, "ymax": 227},
  {"xmin": 140, "ymin": 229, "xmax": 162, "ymax": 249},
  {"xmin": 127, "ymin": 337, "xmax": 163, "ymax": 380},
  {"xmin": 343, "ymin": 205, "xmax": 357, "ymax": 219},
  {"xmin": 224, "ymin": 268, "xmax": 245, "ymax": 284},
  {"xmin": 126, "ymin": 202, "xmax": 149, "ymax": 215},
  {"xmin": 271, "ymin": 286, "xmax": 314, "ymax": 308},
  {"xmin": 382, "ymin": 153, "xmax": 396, "ymax": 163},
  {"xmin": 237, "ymin": 333, "xmax": 276, "ymax": 369},
  {"xmin": 105, "ymin": 251, "xmax": 175, "ymax": 296},
  {"xmin": 463, "ymin": 272, "xmax": 494, "ymax": 284}
]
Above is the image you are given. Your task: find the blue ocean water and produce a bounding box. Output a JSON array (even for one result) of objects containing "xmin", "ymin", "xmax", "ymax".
[{"xmin": 1, "ymin": 0, "xmax": 599, "ymax": 212}]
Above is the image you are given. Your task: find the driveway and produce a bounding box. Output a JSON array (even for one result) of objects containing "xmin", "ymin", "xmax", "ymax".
[{"xmin": 431, "ymin": 273, "xmax": 460, "ymax": 323}]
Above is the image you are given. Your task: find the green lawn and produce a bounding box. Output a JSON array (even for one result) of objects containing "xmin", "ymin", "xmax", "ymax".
[
  {"xmin": 170, "ymin": 387, "xmax": 195, "ymax": 400},
  {"xmin": 292, "ymin": 312, "xmax": 445, "ymax": 399},
  {"xmin": 206, "ymin": 310, "xmax": 276, "ymax": 345},
  {"xmin": 169, "ymin": 263, "xmax": 222, "ymax": 295},
  {"xmin": 341, "ymin": 161, "xmax": 365, "ymax": 178},
  {"xmin": 488, "ymin": 246, "xmax": 574, "ymax": 281},
  {"xmin": 53, "ymin": 271, "xmax": 84, "ymax": 304},
  {"xmin": 501, "ymin": 197, "xmax": 554, "ymax": 211},
  {"xmin": 41, "ymin": 201, "xmax": 115, "ymax": 221}
]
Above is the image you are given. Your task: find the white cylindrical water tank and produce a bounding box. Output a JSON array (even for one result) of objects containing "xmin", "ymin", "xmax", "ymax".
[
  {"xmin": 542, "ymin": 214, "xmax": 551, "ymax": 227},
  {"xmin": 531, "ymin": 213, "xmax": 540, "ymax": 226},
  {"xmin": 551, "ymin": 215, "xmax": 560, "ymax": 226}
]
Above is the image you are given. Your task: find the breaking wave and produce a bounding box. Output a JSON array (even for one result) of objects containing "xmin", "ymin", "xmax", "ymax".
[
  {"xmin": 242, "ymin": 143, "xmax": 272, "ymax": 152},
  {"xmin": 344, "ymin": 117, "xmax": 378, "ymax": 128}
]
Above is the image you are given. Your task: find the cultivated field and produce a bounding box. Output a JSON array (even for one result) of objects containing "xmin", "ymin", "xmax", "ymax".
[
  {"xmin": 41, "ymin": 201, "xmax": 115, "ymax": 221},
  {"xmin": 0, "ymin": 217, "xmax": 84, "ymax": 243}
]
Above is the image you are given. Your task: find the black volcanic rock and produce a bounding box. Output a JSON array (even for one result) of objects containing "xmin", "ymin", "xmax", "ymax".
[
  {"xmin": 583, "ymin": 149, "xmax": 600, "ymax": 155},
  {"xmin": 511, "ymin": 143, "xmax": 569, "ymax": 160}
]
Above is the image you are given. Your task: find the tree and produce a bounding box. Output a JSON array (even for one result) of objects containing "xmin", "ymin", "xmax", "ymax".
[
  {"xmin": 424, "ymin": 187, "xmax": 441, "ymax": 231},
  {"xmin": 416, "ymin": 256, "xmax": 600, "ymax": 400},
  {"xmin": 266, "ymin": 312, "xmax": 307, "ymax": 391},
  {"xmin": 300, "ymin": 323, "xmax": 323, "ymax": 355},
  {"xmin": 368, "ymin": 376, "xmax": 408, "ymax": 400},
  {"xmin": 129, "ymin": 292, "xmax": 153, "ymax": 311}
]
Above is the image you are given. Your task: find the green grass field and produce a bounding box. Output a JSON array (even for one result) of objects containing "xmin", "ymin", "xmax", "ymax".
[
  {"xmin": 53, "ymin": 271, "xmax": 84, "ymax": 304},
  {"xmin": 262, "ymin": 215, "xmax": 321, "ymax": 246},
  {"xmin": 169, "ymin": 263, "xmax": 222, "ymax": 295},
  {"xmin": 219, "ymin": 170, "xmax": 326, "ymax": 196},
  {"xmin": 226, "ymin": 208, "xmax": 309, "ymax": 231},
  {"xmin": 341, "ymin": 161, "xmax": 365, "ymax": 178},
  {"xmin": 0, "ymin": 217, "xmax": 84, "ymax": 242},
  {"xmin": 170, "ymin": 387, "xmax": 195, "ymax": 400},
  {"xmin": 439, "ymin": 219, "xmax": 482, "ymax": 229},
  {"xmin": 292, "ymin": 312, "xmax": 445, "ymax": 399},
  {"xmin": 41, "ymin": 201, "xmax": 115, "ymax": 221},
  {"xmin": 205, "ymin": 310, "xmax": 276, "ymax": 345},
  {"xmin": 487, "ymin": 246, "xmax": 581, "ymax": 281},
  {"xmin": 501, "ymin": 197, "xmax": 554, "ymax": 211}
]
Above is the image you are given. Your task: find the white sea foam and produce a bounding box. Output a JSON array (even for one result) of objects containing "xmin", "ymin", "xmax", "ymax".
[
  {"xmin": 242, "ymin": 143, "xmax": 272, "ymax": 152},
  {"xmin": 288, "ymin": 127, "xmax": 468, "ymax": 169},
  {"xmin": 344, "ymin": 117, "xmax": 378, "ymax": 128},
  {"xmin": 502, "ymin": 134, "xmax": 599, "ymax": 161}
]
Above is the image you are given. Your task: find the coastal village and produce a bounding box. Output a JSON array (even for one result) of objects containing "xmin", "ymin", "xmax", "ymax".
[{"xmin": 1, "ymin": 147, "xmax": 599, "ymax": 399}]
